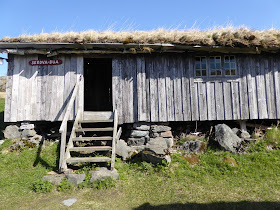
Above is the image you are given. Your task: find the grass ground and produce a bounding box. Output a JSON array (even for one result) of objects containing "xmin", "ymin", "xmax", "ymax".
[{"xmin": 0, "ymin": 99, "xmax": 280, "ymax": 209}]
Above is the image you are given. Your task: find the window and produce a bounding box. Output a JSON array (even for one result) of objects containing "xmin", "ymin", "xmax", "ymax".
[
  {"xmin": 210, "ymin": 56, "xmax": 221, "ymax": 76},
  {"xmin": 195, "ymin": 57, "xmax": 207, "ymax": 77},
  {"xmin": 194, "ymin": 55, "xmax": 236, "ymax": 77},
  {"xmin": 224, "ymin": 55, "xmax": 236, "ymax": 76}
]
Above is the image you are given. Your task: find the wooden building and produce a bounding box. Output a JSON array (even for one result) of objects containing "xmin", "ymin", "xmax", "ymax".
[
  {"xmin": 1, "ymin": 30, "xmax": 280, "ymax": 170},
  {"xmin": 0, "ymin": 43, "xmax": 279, "ymax": 124}
]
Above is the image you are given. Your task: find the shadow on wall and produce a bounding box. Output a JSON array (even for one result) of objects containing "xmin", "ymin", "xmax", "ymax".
[{"xmin": 134, "ymin": 202, "xmax": 280, "ymax": 210}]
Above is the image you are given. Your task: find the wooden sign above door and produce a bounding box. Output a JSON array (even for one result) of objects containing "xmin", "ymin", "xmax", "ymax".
[{"xmin": 29, "ymin": 60, "xmax": 63, "ymax": 66}]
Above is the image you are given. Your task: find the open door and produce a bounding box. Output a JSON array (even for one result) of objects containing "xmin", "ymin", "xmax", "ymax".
[{"xmin": 84, "ymin": 58, "xmax": 112, "ymax": 111}]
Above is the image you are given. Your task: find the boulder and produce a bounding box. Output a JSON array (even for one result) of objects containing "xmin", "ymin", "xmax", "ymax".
[
  {"xmin": 127, "ymin": 137, "xmax": 145, "ymax": 146},
  {"xmin": 66, "ymin": 174, "xmax": 86, "ymax": 187},
  {"xmin": 215, "ymin": 124, "xmax": 242, "ymax": 153},
  {"xmin": 151, "ymin": 125, "xmax": 171, "ymax": 133},
  {"xmin": 145, "ymin": 137, "xmax": 168, "ymax": 155},
  {"xmin": 21, "ymin": 129, "xmax": 37, "ymax": 138},
  {"xmin": 231, "ymin": 128, "xmax": 239, "ymax": 135},
  {"xmin": 180, "ymin": 140, "xmax": 207, "ymax": 154},
  {"xmin": 42, "ymin": 174, "xmax": 66, "ymax": 185},
  {"xmin": 239, "ymin": 130, "xmax": 251, "ymax": 139},
  {"xmin": 4, "ymin": 125, "xmax": 21, "ymax": 139},
  {"xmin": 130, "ymin": 130, "xmax": 149, "ymax": 138},
  {"xmin": 160, "ymin": 131, "xmax": 173, "ymax": 138},
  {"xmin": 20, "ymin": 123, "xmax": 35, "ymax": 130},
  {"xmin": 133, "ymin": 122, "xmax": 150, "ymax": 131},
  {"xmin": 150, "ymin": 132, "xmax": 160, "ymax": 138},
  {"xmin": 164, "ymin": 138, "xmax": 174, "ymax": 148},
  {"xmin": 90, "ymin": 167, "xmax": 119, "ymax": 182},
  {"xmin": 116, "ymin": 139, "xmax": 140, "ymax": 160},
  {"xmin": 142, "ymin": 151, "xmax": 171, "ymax": 165}
]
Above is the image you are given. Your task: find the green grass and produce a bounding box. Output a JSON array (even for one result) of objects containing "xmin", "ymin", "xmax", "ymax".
[
  {"xmin": 0, "ymin": 141, "xmax": 279, "ymax": 209},
  {"xmin": 0, "ymin": 96, "xmax": 280, "ymax": 209}
]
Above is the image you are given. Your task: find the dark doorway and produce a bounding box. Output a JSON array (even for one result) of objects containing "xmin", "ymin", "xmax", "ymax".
[{"xmin": 84, "ymin": 58, "xmax": 112, "ymax": 111}]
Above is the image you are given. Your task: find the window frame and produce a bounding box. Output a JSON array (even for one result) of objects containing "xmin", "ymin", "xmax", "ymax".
[{"xmin": 194, "ymin": 55, "xmax": 237, "ymax": 78}]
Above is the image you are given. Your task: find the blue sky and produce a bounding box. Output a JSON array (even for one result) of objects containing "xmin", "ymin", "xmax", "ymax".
[{"xmin": 0, "ymin": 0, "xmax": 279, "ymax": 76}]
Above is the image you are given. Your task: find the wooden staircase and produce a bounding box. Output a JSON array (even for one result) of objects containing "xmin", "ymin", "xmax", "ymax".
[{"xmin": 58, "ymin": 78, "xmax": 121, "ymax": 172}]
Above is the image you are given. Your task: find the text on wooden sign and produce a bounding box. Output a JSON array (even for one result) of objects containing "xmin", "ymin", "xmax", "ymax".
[{"xmin": 29, "ymin": 60, "xmax": 63, "ymax": 65}]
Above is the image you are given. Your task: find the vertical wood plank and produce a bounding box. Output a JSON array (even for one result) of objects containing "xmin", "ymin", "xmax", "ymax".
[
  {"xmin": 247, "ymin": 56, "xmax": 258, "ymax": 119},
  {"xmin": 215, "ymin": 82, "xmax": 225, "ymax": 120},
  {"xmin": 76, "ymin": 55, "xmax": 84, "ymax": 113},
  {"xmin": 55, "ymin": 55, "xmax": 66, "ymax": 121},
  {"xmin": 157, "ymin": 56, "xmax": 167, "ymax": 122},
  {"xmin": 273, "ymin": 55, "xmax": 280, "ymax": 118},
  {"xmin": 223, "ymin": 82, "xmax": 232, "ymax": 120},
  {"xmin": 198, "ymin": 82, "xmax": 207, "ymax": 121},
  {"xmin": 17, "ymin": 56, "xmax": 27, "ymax": 121},
  {"xmin": 231, "ymin": 81, "xmax": 241, "ymax": 120},
  {"xmin": 137, "ymin": 56, "xmax": 148, "ymax": 121},
  {"xmin": 189, "ymin": 58, "xmax": 199, "ymax": 121},
  {"xmin": 238, "ymin": 56, "xmax": 249, "ymax": 120},
  {"xmin": 206, "ymin": 82, "xmax": 216, "ymax": 121},
  {"xmin": 174, "ymin": 56, "xmax": 183, "ymax": 121},
  {"xmin": 4, "ymin": 54, "xmax": 14, "ymax": 122},
  {"xmin": 39, "ymin": 55, "xmax": 48, "ymax": 121},
  {"xmin": 264, "ymin": 56, "xmax": 276, "ymax": 119},
  {"xmin": 112, "ymin": 57, "xmax": 123, "ymax": 124},
  {"xmin": 149, "ymin": 56, "xmax": 158, "ymax": 122},
  {"xmin": 145, "ymin": 56, "xmax": 151, "ymax": 122},
  {"xmin": 29, "ymin": 55, "xmax": 39, "ymax": 121},
  {"xmin": 255, "ymin": 56, "xmax": 268, "ymax": 119},
  {"xmin": 181, "ymin": 56, "xmax": 191, "ymax": 121},
  {"xmin": 165, "ymin": 56, "xmax": 175, "ymax": 121}
]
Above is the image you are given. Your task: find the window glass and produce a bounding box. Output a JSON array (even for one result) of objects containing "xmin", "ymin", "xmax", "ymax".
[
  {"xmin": 195, "ymin": 57, "xmax": 207, "ymax": 77},
  {"xmin": 224, "ymin": 55, "xmax": 236, "ymax": 76},
  {"xmin": 209, "ymin": 56, "xmax": 221, "ymax": 76}
]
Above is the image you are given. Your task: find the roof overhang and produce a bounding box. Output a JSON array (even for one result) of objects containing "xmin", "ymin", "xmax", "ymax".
[{"xmin": 0, "ymin": 42, "xmax": 278, "ymax": 56}]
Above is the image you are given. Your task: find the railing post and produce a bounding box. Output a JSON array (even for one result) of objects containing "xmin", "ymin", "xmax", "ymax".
[
  {"xmin": 111, "ymin": 110, "xmax": 118, "ymax": 170},
  {"xmin": 59, "ymin": 128, "xmax": 67, "ymax": 173}
]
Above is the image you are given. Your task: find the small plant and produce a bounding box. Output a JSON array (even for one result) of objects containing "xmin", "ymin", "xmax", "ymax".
[
  {"xmin": 32, "ymin": 180, "xmax": 53, "ymax": 193},
  {"xmin": 77, "ymin": 173, "xmax": 92, "ymax": 189},
  {"xmin": 91, "ymin": 178, "xmax": 116, "ymax": 190},
  {"xmin": 57, "ymin": 178, "xmax": 73, "ymax": 192}
]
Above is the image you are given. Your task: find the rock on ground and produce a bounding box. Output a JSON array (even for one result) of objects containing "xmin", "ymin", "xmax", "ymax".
[
  {"xmin": 130, "ymin": 130, "xmax": 149, "ymax": 138},
  {"xmin": 223, "ymin": 157, "xmax": 238, "ymax": 167},
  {"xmin": 215, "ymin": 124, "xmax": 243, "ymax": 153},
  {"xmin": 0, "ymin": 140, "xmax": 5, "ymax": 145},
  {"xmin": 133, "ymin": 122, "xmax": 150, "ymax": 131},
  {"xmin": 90, "ymin": 167, "xmax": 119, "ymax": 182},
  {"xmin": 4, "ymin": 125, "xmax": 21, "ymax": 139},
  {"xmin": 42, "ymin": 174, "xmax": 66, "ymax": 185},
  {"xmin": 63, "ymin": 198, "xmax": 77, "ymax": 207},
  {"xmin": 151, "ymin": 125, "xmax": 171, "ymax": 133},
  {"xmin": 21, "ymin": 129, "xmax": 37, "ymax": 138},
  {"xmin": 142, "ymin": 151, "xmax": 171, "ymax": 165},
  {"xmin": 145, "ymin": 137, "xmax": 168, "ymax": 155},
  {"xmin": 180, "ymin": 140, "xmax": 207, "ymax": 154},
  {"xmin": 160, "ymin": 131, "xmax": 173, "ymax": 138},
  {"xmin": 66, "ymin": 174, "xmax": 86, "ymax": 187},
  {"xmin": 127, "ymin": 137, "xmax": 145, "ymax": 146},
  {"xmin": 116, "ymin": 139, "xmax": 138, "ymax": 160}
]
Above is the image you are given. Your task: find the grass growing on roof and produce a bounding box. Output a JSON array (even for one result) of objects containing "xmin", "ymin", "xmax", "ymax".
[{"xmin": 2, "ymin": 27, "xmax": 280, "ymax": 48}]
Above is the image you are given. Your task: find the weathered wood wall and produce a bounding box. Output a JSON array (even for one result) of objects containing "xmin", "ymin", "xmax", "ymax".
[
  {"xmin": 5, "ymin": 54, "xmax": 83, "ymax": 122},
  {"xmin": 5, "ymin": 53, "xmax": 280, "ymax": 124},
  {"xmin": 112, "ymin": 54, "xmax": 280, "ymax": 124}
]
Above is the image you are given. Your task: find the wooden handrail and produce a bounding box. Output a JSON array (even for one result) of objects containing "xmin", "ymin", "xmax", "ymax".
[
  {"xmin": 59, "ymin": 82, "xmax": 80, "ymax": 133},
  {"xmin": 111, "ymin": 110, "xmax": 118, "ymax": 169},
  {"xmin": 59, "ymin": 77, "xmax": 81, "ymax": 172}
]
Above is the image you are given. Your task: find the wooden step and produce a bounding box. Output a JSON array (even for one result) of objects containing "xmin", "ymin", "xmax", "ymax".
[
  {"xmin": 73, "ymin": 136, "xmax": 113, "ymax": 141},
  {"xmin": 83, "ymin": 111, "xmax": 113, "ymax": 121},
  {"xmin": 69, "ymin": 146, "xmax": 112, "ymax": 152},
  {"xmin": 66, "ymin": 157, "xmax": 111, "ymax": 163},
  {"xmin": 75, "ymin": 127, "xmax": 113, "ymax": 132},
  {"xmin": 79, "ymin": 120, "xmax": 113, "ymax": 123}
]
